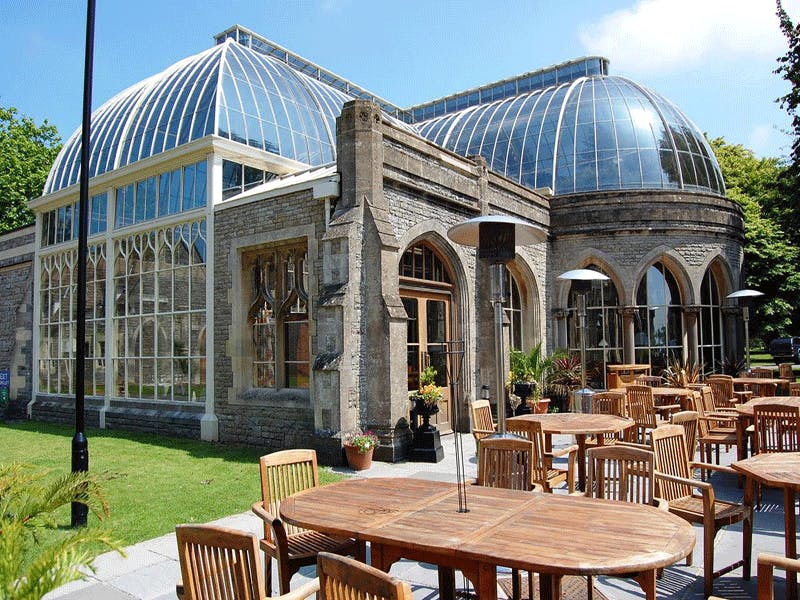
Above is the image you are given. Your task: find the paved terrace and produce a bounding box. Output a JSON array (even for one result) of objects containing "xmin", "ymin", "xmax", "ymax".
[{"xmin": 45, "ymin": 432, "xmax": 791, "ymax": 600}]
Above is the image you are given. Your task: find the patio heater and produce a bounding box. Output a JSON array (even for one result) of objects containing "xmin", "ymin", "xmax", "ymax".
[
  {"xmin": 447, "ymin": 215, "xmax": 546, "ymax": 436},
  {"xmin": 726, "ymin": 289, "xmax": 764, "ymax": 371},
  {"xmin": 557, "ymin": 269, "xmax": 609, "ymax": 412}
]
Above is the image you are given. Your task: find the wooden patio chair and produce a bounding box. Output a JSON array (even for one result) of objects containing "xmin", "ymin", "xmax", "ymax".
[
  {"xmin": 708, "ymin": 553, "xmax": 800, "ymax": 600},
  {"xmin": 581, "ymin": 445, "xmax": 668, "ymax": 598},
  {"xmin": 505, "ymin": 419, "xmax": 577, "ymax": 493},
  {"xmin": 669, "ymin": 410, "xmax": 699, "ymax": 462},
  {"xmin": 779, "ymin": 362, "xmax": 796, "ymax": 382},
  {"xmin": 317, "ymin": 552, "xmax": 412, "ymax": 600},
  {"xmin": 752, "ymin": 403, "xmax": 800, "ymax": 454},
  {"xmin": 750, "ymin": 381, "xmax": 777, "ymax": 399},
  {"xmin": 690, "ymin": 386, "xmax": 739, "ymax": 469},
  {"xmin": 476, "ymin": 436, "xmax": 536, "ymax": 491},
  {"xmin": 791, "ymin": 382, "xmax": 800, "ymax": 397},
  {"xmin": 251, "ymin": 449, "xmax": 365, "ymax": 595},
  {"xmin": 750, "ymin": 367, "xmax": 774, "ymax": 379},
  {"xmin": 635, "ymin": 375, "xmax": 663, "ymax": 387},
  {"xmin": 175, "ymin": 523, "xmax": 321, "ymax": 600},
  {"xmin": 587, "ymin": 390, "xmax": 628, "ymax": 446},
  {"xmin": 475, "ymin": 436, "xmax": 537, "ymax": 600},
  {"xmin": 650, "ymin": 424, "xmax": 751, "ymax": 598},
  {"xmin": 470, "ymin": 399, "xmax": 496, "ymax": 444},
  {"xmin": 625, "ymin": 385, "xmax": 672, "ymax": 444},
  {"xmin": 708, "ymin": 374, "xmax": 751, "ymax": 406}
]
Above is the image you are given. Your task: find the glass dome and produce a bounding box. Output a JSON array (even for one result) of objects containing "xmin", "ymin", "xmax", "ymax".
[
  {"xmin": 415, "ymin": 76, "xmax": 725, "ymax": 197},
  {"xmin": 44, "ymin": 40, "xmax": 353, "ymax": 194}
]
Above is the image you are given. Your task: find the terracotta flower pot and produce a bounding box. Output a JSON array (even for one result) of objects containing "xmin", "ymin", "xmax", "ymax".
[{"xmin": 344, "ymin": 445, "xmax": 374, "ymax": 470}]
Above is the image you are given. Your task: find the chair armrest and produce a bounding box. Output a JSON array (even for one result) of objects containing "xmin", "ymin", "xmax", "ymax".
[
  {"xmin": 532, "ymin": 483, "xmax": 544, "ymax": 493},
  {"xmin": 472, "ymin": 428, "xmax": 495, "ymax": 439},
  {"xmin": 550, "ymin": 443, "xmax": 579, "ymax": 458},
  {"xmin": 654, "ymin": 470, "xmax": 712, "ymax": 491},
  {"xmin": 274, "ymin": 577, "xmax": 321, "ymax": 600},
  {"xmin": 653, "ymin": 497, "xmax": 669, "ymax": 511},
  {"xmin": 615, "ymin": 441, "xmax": 651, "ymax": 451},
  {"xmin": 251, "ymin": 500, "xmax": 278, "ymax": 524},
  {"xmin": 689, "ymin": 461, "xmax": 738, "ymax": 476}
]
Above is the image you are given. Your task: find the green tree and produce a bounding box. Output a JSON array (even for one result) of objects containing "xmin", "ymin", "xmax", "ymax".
[
  {"xmin": 775, "ymin": 0, "xmax": 800, "ymax": 246},
  {"xmin": 0, "ymin": 107, "xmax": 61, "ymax": 234},
  {"xmin": 711, "ymin": 137, "xmax": 800, "ymax": 344}
]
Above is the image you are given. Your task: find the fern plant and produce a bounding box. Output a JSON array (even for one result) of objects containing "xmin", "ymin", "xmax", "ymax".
[{"xmin": 0, "ymin": 463, "xmax": 123, "ymax": 599}]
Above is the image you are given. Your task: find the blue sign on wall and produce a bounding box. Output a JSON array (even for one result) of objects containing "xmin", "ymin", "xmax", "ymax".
[{"xmin": 0, "ymin": 368, "xmax": 9, "ymax": 406}]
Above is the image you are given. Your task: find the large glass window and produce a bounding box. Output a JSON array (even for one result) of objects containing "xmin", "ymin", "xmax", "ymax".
[
  {"xmin": 38, "ymin": 244, "xmax": 106, "ymax": 396},
  {"xmin": 222, "ymin": 160, "xmax": 278, "ymax": 200},
  {"xmin": 114, "ymin": 160, "xmax": 207, "ymax": 229},
  {"xmin": 112, "ymin": 219, "xmax": 206, "ymax": 401},
  {"xmin": 504, "ymin": 268, "xmax": 523, "ymax": 351},
  {"xmin": 634, "ymin": 262, "xmax": 683, "ymax": 370},
  {"xmin": 699, "ymin": 268, "xmax": 724, "ymax": 373},
  {"xmin": 41, "ymin": 193, "xmax": 107, "ymax": 247},
  {"xmin": 565, "ymin": 265, "xmax": 621, "ymax": 387},
  {"xmin": 245, "ymin": 242, "xmax": 309, "ymax": 389}
]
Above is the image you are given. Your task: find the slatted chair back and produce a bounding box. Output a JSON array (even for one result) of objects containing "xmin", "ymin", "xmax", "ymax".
[
  {"xmin": 707, "ymin": 376, "xmax": 736, "ymax": 409},
  {"xmin": 779, "ymin": 363, "xmax": 796, "ymax": 382},
  {"xmin": 470, "ymin": 399, "xmax": 496, "ymax": 442},
  {"xmin": 625, "ymin": 385, "xmax": 658, "ymax": 442},
  {"xmin": 476, "ymin": 437, "xmax": 534, "ymax": 490},
  {"xmin": 260, "ymin": 449, "xmax": 319, "ymax": 542},
  {"xmin": 176, "ymin": 524, "xmax": 265, "ymax": 600},
  {"xmin": 687, "ymin": 391, "xmax": 710, "ymax": 437},
  {"xmin": 635, "ymin": 375, "xmax": 662, "ymax": 387},
  {"xmin": 650, "ymin": 424, "xmax": 694, "ymax": 503},
  {"xmin": 317, "ymin": 552, "xmax": 412, "ymax": 600},
  {"xmin": 750, "ymin": 367, "xmax": 774, "ymax": 379},
  {"xmin": 592, "ymin": 391, "xmax": 627, "ymax": 416},
  {"xmin": 585, "ymin": 445, "xmax": 657, "ymax": 505},
  {"xmin": 506, "ymin": 418, "xmax": 574, "ymax": 493},
  {"xmin": 791, "ymin": 382, "xmax": 800, "ymax": 397},
  {"xmin": 750, "ymin": 381, "xmax": 777, "ymax": 398},
  {"xmin": 753, "ymin": 404, "xmax": 800, "ymax": 454},
  {"xmin": 670, "ymin": 410, "xmax": 699, "ymax": 461}
]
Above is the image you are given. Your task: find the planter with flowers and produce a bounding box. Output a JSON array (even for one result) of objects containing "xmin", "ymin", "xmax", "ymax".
[
  {"xmin": 409, "ymin": 366, "xmax": 445, "ymax": 463},
  {"xmin": 343, "ymin": 429, "xmax": 379, "ymax": 470}
]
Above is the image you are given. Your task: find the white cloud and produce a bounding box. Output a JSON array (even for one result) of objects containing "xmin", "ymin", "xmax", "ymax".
[
  {"xmin": 749, "ymin": 123, "xmax": 790, "ymax": 157},
  {"xmin": 579, "ymin": 0, "xmax": 800, "ymax": 74}
]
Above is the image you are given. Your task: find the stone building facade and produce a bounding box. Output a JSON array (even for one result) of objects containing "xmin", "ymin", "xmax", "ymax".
[{"xmin": 6, "ymin": 25, "xmax": 745, "ymax": 463}]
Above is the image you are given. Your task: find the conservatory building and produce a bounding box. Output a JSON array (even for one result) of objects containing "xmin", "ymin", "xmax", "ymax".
[{"xmin": 3, "ymin": 25, "xmax": 743, "ymax": 462}]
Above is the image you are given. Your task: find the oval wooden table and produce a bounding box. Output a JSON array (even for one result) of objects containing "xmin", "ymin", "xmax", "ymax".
[
  {"xmin": 732, "ymin": 452, "xmax": 800, "ymax": 600},
  {"xmin": 281, "ymin": 477, "xmax": 695, "ymax": 600},
  {"xmin": 508, "ymin": 412, "xmax": 634, "ymax": 491}
]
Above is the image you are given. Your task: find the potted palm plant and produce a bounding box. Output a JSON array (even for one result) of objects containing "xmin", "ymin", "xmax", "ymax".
[{"xmin": 508, "ymin": 342, "xmax": 553, "ymax": 415}]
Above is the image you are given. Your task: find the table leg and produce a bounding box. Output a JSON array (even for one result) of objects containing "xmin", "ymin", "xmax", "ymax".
[
  {"xmin": 743, "ymin": 475, "xmax": 754, "ymax": 580},
  {"xmin": 577, "ymin": 434, "xmax": 588, "ymax": 492},
  {"xmin": 633, "ymin": 569, "xmax": 657, "ymax": 600},
  {"xmin": 438, "ymin": 567, "xmax": 455, "ymax": 600},
  {"xmin": 785, "ymin": 488, "xmax": 797, "ymax": 600},
  {"xmin": 538, "ymin": 573, "xmax": 562, "ymax": 600}
]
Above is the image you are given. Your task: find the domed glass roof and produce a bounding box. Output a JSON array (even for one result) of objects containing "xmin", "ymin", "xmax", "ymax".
[
  {"xmin": 44, "ymin": 40, "xmax": 352, "ymax": 194},
  {"xmin": 415, "ymin": 76, "xmax": 725, "ymax": 197}
]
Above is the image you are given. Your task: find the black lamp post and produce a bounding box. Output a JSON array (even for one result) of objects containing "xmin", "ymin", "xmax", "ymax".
[
  {"xmin": 448, "ymin": 215, "xmax": 546, "ymax": 435},
  {"xmin": 557, "ymin": 269, "xmax": 609, "ymax": 412},
  {"xmin": 726, "ymin": 289, "xmax": 764, "ymax": 371},
  {"xmin": 72, "ymin": 0, "xmax": 96, "ymax": 527}
]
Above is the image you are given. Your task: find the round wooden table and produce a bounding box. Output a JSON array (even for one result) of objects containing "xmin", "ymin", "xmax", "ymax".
[
  {"xmin": 732, "ymin": 452, "xmax": 800, "ymax": 600},
  {"xmin": 507, "ymin": 413, "xmax": 634, "ymax": 491}
]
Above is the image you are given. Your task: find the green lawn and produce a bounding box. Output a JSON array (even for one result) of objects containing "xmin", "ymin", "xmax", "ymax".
[{"xmin": 1, "ymin": 421, "xmax": 346, "ymax": 547}]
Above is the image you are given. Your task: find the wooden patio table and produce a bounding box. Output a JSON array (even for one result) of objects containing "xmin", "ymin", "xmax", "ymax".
[
  {"xmin": 508, "ymin": 412, "xmax": 634, "ymax": 491},
  {"xmin": 607, "ymin": 363, "xmax": 651, "ymax": 383},
  {"xmin": 280, "ymin": 477, "xmax": 694, "ymax": 600},
  {"xmin": 733, "ymin": 376, "xmax": 790, "ymax": 396},
  {"xmin": 650, "ymin": 386, "xmax": 694, "ymax": 412},
  {"xmin": 733, "ymin": 397, "xmax": 800, "ymax": 460},
  {"xmin": 732, "ymin": 452, "xmax": 800, "ymax": 600}
]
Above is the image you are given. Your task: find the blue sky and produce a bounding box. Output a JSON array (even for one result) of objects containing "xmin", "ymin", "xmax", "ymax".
[{"xmin": 2, "ymin": 0, "xmax": 798, "ymax": 159}]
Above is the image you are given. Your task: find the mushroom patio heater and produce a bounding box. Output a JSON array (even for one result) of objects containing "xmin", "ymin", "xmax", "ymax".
[
  {"xmin": 557, "ymin": 269, "xmax": 609, "ymax": 412},
  {"xmin": 448, "ymin": 215, "xmax": 546, "ymax": 436},
  {"xmin": 726, "ymin": 289, "xmax": 764, "ymax": 371}
]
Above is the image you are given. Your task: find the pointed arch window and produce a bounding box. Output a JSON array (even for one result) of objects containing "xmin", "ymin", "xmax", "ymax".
[
  {"xmin": 699, "ymin": 268, "xmax": 723, "ymax": 372},
  {"xmin": 634, "ymin": 261, "xmax": 683, "ymax": 370},
  {"xmin": 246, "ymin": 242, "xmax": 309, "ymax": 389}
]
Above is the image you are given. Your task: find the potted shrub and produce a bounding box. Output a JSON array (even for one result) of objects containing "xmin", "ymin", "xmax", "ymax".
[
  {"xmin": 508, "ymin": 342, "xmax": 553, "ymax": 415},
  {"xmin": 343, "ymin": 429, "xmax": 379, "ymax": 470},
  {"xmin": 547, "ymin": 351, "xmax": 582, "ymax": 413},
  {"xmin": 662, "ymin": 356, "xmax": 703, "ymax": 388},
  {"xmin": 409, "ymin": 366, "xmax": 445, "ymax": 462}
]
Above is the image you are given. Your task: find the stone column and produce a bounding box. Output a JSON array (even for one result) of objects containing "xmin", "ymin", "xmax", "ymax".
[
  {"xmin": 722, "ymin": 305, "xmax": 741, "ymax": 363},
  {"xmin": 552, "ymin": 308, "xmax": 568, "ymax": 350},
  {"xmin": 620, "ymin": 306, "xmax": 637, "ymax": 364},
  {"xmin": 683, "ymin": 306, "xmax": 701, "ymax": 365}
]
